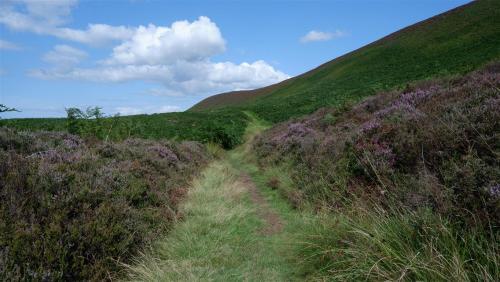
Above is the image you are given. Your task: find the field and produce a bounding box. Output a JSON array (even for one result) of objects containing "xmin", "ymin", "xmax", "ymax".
[{"xmin": 0, "ymin": 109, "xmax": 249, "ymax": 149}]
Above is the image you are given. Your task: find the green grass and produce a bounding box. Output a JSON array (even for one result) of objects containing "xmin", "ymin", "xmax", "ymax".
[
  {"xmin": 0, "ymin": 109, "xmax": 249, "ymax": 148},
  {"xmin": 119, "ymin": 112, "xmax": 499, "ymax": 281},
  {"xmin": 297, "ymin": 209, "xmax": 499, "ymax": 281},
  {"xmin": 3, "ymin": 1, "xmax": 500, "ymax": 147},
  {"xmin": 122, "ymin": 115, "xmax": 314, "ymax": 281},
  {"xmin": 192, "ymin": 0, "xmax": 500, "ymax": 123}
]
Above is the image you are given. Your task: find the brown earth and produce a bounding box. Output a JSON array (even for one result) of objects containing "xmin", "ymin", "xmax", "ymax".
[{"xmin": 240, "ymin": 173, "xmax": 284, "ymax": 236}]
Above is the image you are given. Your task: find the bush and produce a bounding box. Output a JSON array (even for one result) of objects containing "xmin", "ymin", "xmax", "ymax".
[{"xmin": 0, "ymin": 129, "xmax": 209, "ymax": 281}]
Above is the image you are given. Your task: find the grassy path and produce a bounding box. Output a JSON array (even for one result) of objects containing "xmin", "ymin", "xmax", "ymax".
[{"xmin": 123, "ymin": 113, "xmax": 314, "ymax": 281}]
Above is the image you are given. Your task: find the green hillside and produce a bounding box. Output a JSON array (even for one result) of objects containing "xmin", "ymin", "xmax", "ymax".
[
  {"xmin": 191, "ymin": 0, "xmax": 500, "ymax": 122},
  {"xmin": 2, "ymin": 0, "xmax": 500, "ymax": 148}
]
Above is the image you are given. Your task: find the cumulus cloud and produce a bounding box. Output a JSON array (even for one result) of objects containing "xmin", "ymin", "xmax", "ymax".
[
  {"xmin": 0, "ymin": 39, "xmax": 20, "ymax": 50},
  {"xmin": 5, "ymin": 1, "xmax": 289, "ymax": 96},
  {"xmin": 30, "ymin": 59, "xmax": 289, "ymax": 95},
  {"xmin": 300, "ymin": 30, "xmax": 345, "ymax": 43},
  {"xmin": 105, "ymin": 17, "xmax": 225, "ymax": 65},
  {"xmin": 115, "ymin": 105, "xmax": 180, "ymax": 115}
]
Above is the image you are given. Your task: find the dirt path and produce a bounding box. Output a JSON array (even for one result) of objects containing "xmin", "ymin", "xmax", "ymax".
[
  {"xmin": 123, "ymin": 112, "xmax": 305, "ymax": 281},
  {"xmin": 240, "ymin": 173, "xmax": 284, "ymax": 235}
]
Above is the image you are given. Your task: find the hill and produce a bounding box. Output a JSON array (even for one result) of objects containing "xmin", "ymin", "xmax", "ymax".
[{"xmin": 190, "ymin": 0, "xmax": 500, "ymax": 122}]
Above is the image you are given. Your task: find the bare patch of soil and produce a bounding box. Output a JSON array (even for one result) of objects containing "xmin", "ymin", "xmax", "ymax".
[{"xmin": 240, "ymin": 173, "xmax": 284, "ymax": 235}]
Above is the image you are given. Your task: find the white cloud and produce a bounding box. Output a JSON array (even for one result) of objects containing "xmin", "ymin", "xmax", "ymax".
[
  {"xmin": 30, "ymin": 59, "xmax": 289, "ymax": 95},
  {"xmin": 0, "ymin": 1, "xmax": 133, "ymax": 46},
  {"xmin": 115, "ymin": 105, "xmax": 180, "ymax": 115},
  {"xmin": 5, "ymin": 1, "xmax": 289, "ymax": 96},
  {"xmin": 18, "ymin": 0, "xmax": 77, "ymax": 26},
  {"xmin": 0, "ymin": 39, "xmax": 20, "ymax": 50},
  {"xmin": 42, "ymin": 45, "xmax": 87, "ymax": 70},
  {"xmin": 53, "ymin": 24, "xmax": 135, "ymax": 46},
  {"xmin": 147, "ymin": 88, "xmax": 184, "ymax": 97},
  {"xmin": 105, "ymin": 17, "xmax": 225, "ymax": 65},
  {"xmin": 300, "ymin": 30, "xmax": 345, "ymax": 43}
]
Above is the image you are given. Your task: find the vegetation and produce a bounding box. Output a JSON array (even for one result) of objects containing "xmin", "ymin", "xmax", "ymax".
[
  {"xmin": 252, "ymin": 63, "xmax": 500, "ymax": 280},
  {"xmin": 192, "ymin": 0, "xmax": 500, "ymax": 123},
  {"xmin": 1, "ymin": 2, "xmax": 499, "ymax": 281},
  {"xmin": 0, "ymin": 128, "xmax": 209, "ymax": 281},
  {"xmin": 0, "ymin": 109, "xmax": 249, "ymax": 149},
  {"xmin": 123, "ymin": 116, "xmax": 310, "ymax": 281},
  {"xmin": 297, "ymin": 209, "xmax": 499, "ymax": 281}
]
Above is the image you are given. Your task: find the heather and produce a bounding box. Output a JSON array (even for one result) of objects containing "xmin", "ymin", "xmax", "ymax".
[
  {"xmin": 0, "ymin": 129, "xmax": 209, "ymax": 281},
  {"xmin": 253, "ymin": 63, "xmax": 500, "ymax": 279}
]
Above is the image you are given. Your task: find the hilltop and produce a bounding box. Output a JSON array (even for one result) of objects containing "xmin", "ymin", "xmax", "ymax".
[{"xmin": 191, "ymin": 0, "xmax": 500, "ymax": 122}]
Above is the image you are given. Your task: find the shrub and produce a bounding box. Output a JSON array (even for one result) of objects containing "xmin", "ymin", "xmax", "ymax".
[
  {"xmin": 253, "ymin": 62, "xmax": 500, "ymax": 228},
  {"xmin": 0, "ymin": 128, "xmax": 209, "ymax": 281}
]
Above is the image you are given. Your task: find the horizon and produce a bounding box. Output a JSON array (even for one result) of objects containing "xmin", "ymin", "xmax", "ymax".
[{"xmin": 1, "ymin": 0, "xmax": 470, "ymax": 118}]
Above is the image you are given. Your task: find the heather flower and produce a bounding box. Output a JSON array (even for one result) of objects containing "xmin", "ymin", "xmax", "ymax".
[
  {"xmin": 355, "ymin": 139, "xmax": 396, "ymax": 169},
  {"xmin": 0, "ymin": 127, "xmax": 209, "ymax": 280},
  {"xmin": 375, "ymin": 88, "xmax": 436, "ymax": 120},
  {"xmin": 488, "ymin": 184, "xmax": 500, "ymax": 199},
  {"xmin": 62, "ymin": 135, "xmax": 82, "ymax": 149},
  {"xmin": 360, "ymin": 119, "xmax": 381, "ymax": 133},
  {"xmin": 271, "ymin": 122, "xmax": 317, "ymax": 145},
  {"xmin": 150, "ymin": 145, "xmax": 179, "ymax": 164}
]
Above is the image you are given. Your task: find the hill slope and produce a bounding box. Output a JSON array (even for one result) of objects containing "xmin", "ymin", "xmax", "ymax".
[{"xmin": 190, "ymin": 0, "xmax": 500, "ymax": 122}]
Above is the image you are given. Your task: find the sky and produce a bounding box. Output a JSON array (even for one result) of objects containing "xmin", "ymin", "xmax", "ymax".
[{"xmin": 0, "ymin": 0, "xmax": 471, "ymax": 118}]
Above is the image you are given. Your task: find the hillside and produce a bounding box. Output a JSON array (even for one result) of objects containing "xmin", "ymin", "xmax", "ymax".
[
  {"xmin": 251, "ymin": 62, "xmax": 499, "ymax": 280},
  {"xmin": 190, "ymin": 0, "xmax": 500, "ymax": 122}
]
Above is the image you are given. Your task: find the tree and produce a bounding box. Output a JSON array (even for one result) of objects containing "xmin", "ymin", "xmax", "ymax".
[
  {"xmin": 0, "ymin": 104, "xmax": 19, "ymax": 113},
  {"xmin": 66, "ymin": 107, "xmax": 85, "ymax": 134}
]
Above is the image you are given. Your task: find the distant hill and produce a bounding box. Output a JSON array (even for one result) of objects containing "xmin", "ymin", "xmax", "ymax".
[{"xmin": 190, "ymin": 0, "xmax": 500, "ymax": 122}]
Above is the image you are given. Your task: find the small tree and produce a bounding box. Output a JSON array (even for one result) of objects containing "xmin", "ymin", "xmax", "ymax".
[
  {"xmin": 66, "ymin": 107, "xmax": 85, "ymax": 134},
  {"xmin": 84, "ymin": 106, "xmax": 104, "ymax": 138},
  {"xmin": 0, "ymin": 104, "xmax": 19, "ymax": 113}
]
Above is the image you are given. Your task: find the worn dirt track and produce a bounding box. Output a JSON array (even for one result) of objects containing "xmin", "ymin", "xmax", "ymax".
[{"xmin": 240, "ymin": 173, "xmax": 283, "ymax": 235}]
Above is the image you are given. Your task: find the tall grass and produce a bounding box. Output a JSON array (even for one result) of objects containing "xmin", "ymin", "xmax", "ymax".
[
  {"xmin": 298, "ymin": 208, "xmax": 499, "ymax": 281},
  {"xmin": 122, "ymin": 160, "xmax": 294, "ymax": 281}
]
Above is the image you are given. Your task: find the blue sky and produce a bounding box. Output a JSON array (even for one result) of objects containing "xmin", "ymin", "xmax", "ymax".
[{"xmin": 0, "ymin": 0, "xmax": 470, "ymax": 118}]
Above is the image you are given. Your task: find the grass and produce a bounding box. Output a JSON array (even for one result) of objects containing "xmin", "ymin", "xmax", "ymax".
[
  {"xmin": 297, "ymin": 209, "xmax": 499, "ymax": 281},
  {"xmin": 3, "ymin": 1, "xmax": 500, "ymax": 148},
  {"xmin": 122, "ymin": 110, "xmax": 500, "ymax": 281},
  {"xmin": 123, "ymin": 160, "xmax": 302, "ymax": 281},
  {"xmin": 191, "ymin": 0, "xmax": 500, "ymax": 123},
  {"xmin": 0, "ymin": 109, "xmax": 249, "ymax": 149},
  {"xmin": 122, "ymin": 113, "xmax": 316, "ymax": 281},
  {"xmin": 250, "ymin": 63, "xmax": 500, "ymax": 280}
]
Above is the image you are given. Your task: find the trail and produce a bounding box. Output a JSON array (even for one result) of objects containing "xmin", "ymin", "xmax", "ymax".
[{"xmin": 123, "ymin": 112, "xmax": 309, "ymax": 282}]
